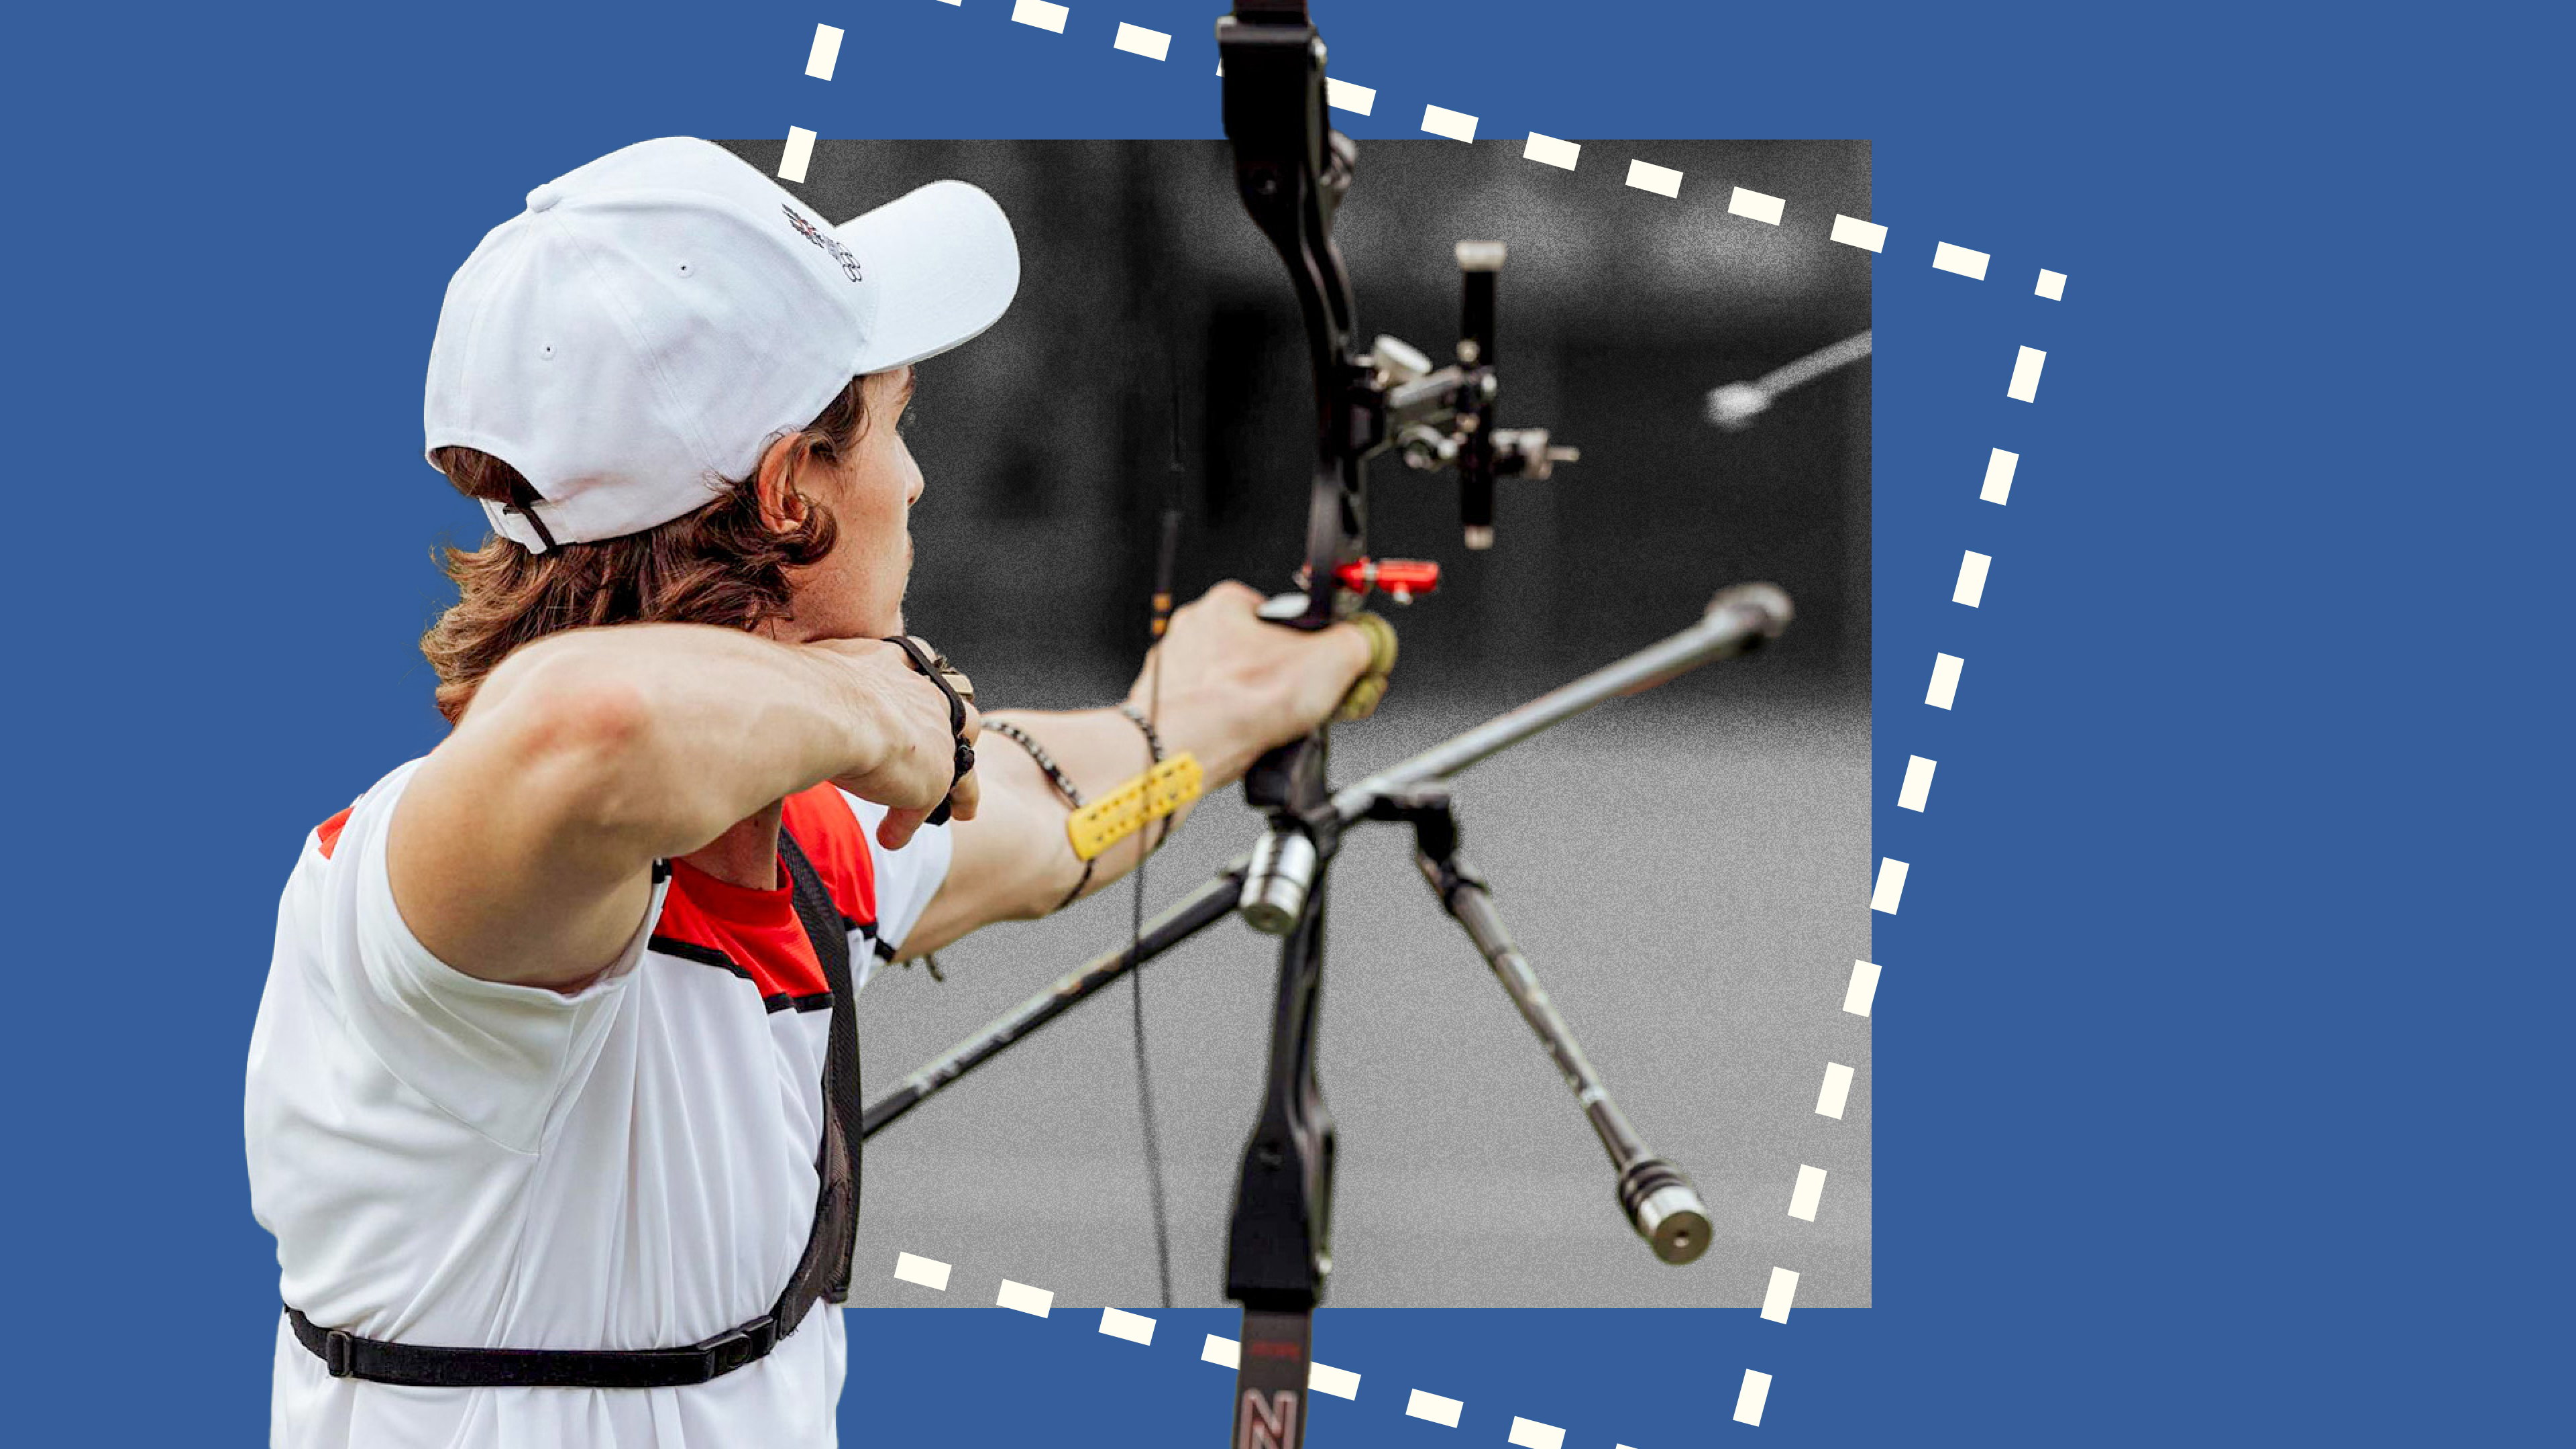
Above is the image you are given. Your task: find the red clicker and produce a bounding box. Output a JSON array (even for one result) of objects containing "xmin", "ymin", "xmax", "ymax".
[{"xmin": 1333, "ymin": 557, "xmax": 1442, "ymax": 603}]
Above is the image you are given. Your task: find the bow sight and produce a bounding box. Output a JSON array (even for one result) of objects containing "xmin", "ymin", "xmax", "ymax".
[{"xmin": 1218, "ymin": 1, "xmax": 1576, "ymax": 644}]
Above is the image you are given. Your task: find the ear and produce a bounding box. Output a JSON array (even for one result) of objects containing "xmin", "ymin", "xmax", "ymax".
[{"xmin": 752, "ymin": 435, "xmax": 812, "ymax": 534}]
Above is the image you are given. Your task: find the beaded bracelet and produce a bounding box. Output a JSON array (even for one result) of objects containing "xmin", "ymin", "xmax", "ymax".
[
  {"xmin": 1115, "ymin": 702, "xmax": 1177, "ymax": 853},
  {"xmin": 979, "ymin": 718, "xmax": 1094, "ymax": 914}
]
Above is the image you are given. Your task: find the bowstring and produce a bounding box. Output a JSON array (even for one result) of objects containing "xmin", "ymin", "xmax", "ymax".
[{"xmin": 1130, "ymin": 378, "xmax": 1185, "ymax": 1311}]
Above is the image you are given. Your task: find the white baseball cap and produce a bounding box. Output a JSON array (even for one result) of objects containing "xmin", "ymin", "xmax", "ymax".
[{"xmin": 424, "ymin": 137, "xmax": 1019, "ymax": 552}]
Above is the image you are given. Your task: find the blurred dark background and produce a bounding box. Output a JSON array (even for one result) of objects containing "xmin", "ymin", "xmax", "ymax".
[
  {"xmin": 734, "ymin": 138, "xmax": 1870, "ymax": 715},
  {"xmin": 724, "ymin": 138, "xmax": 1874, "ymax": 1310}
]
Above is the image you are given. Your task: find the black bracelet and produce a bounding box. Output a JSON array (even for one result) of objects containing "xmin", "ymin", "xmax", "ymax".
[
  {"xmin": 979, "ymin": 718, "xmax": 1093, "ymax": 913},
  {"xmin": 881, "ymin": 635, "xmax": 975, "ymax": 827},
  {"xmin": 1116, "ymin": 702, "xmax": 1176, "ymax": 853}
]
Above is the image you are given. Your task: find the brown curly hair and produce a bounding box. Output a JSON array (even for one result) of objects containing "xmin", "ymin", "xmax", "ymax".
[{"xmin": 421, "ymin": 378, "xmax": 867, "ymax": 724}]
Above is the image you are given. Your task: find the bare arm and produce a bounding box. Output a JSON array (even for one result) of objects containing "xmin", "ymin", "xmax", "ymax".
[
  {"xmin": 388, "ymin": 623, "xmax": 973, "ymax": 989},
  {"xmin": 900, "ymin": 582, "xmax": 1369, "ymax": 957}
]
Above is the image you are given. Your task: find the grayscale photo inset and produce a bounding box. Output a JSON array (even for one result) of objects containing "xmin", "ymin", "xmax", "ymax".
[{"xmin": 729, "ymin": 136, "xmax": 1874, "ymax": 1313}]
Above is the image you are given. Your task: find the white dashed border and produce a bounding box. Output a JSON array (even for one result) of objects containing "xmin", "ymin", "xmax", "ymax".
[{"xmin": 792, "ymin": 5, "xmax": 2080, "ymax": 1434}]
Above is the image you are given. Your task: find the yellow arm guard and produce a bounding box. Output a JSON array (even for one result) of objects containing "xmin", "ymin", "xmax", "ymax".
[{"xmin": 1067, "ymin": 753, "xmax": 1205, "ymax": 862}]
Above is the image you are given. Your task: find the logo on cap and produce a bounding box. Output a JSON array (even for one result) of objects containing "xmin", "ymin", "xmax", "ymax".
[{"xmin": 782, "ymin": 206, "xmax": 864, "ymax": 282}]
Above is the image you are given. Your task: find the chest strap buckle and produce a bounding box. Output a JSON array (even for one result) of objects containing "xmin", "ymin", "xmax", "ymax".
[{"xmin": 695, "ymin": 1314, "xmax": 780, "ymax": 1381}]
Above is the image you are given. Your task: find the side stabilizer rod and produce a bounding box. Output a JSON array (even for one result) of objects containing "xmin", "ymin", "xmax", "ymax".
[
  {"xmin": 1403, "ymin": 806, "xmax": 1710, "ymax": 1266},
  {"xmin": 859, "ymin": 859, "xmax": 1249, "ymax": 1141}
]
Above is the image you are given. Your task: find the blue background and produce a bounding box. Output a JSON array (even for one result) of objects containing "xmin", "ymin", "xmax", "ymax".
[{"xmin": 3, "ymin": 1, "xmax": 2561, "ymax": 1442}]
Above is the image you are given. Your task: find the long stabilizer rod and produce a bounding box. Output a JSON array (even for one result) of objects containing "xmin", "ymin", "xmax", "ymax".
[
  {"xmin": 863, "ymin": 582, "xmax": 1792, "ymax": 1140},
  {"xmin": 1328, "ymin": 582, "xmax": 1792, "ymax": 823}
]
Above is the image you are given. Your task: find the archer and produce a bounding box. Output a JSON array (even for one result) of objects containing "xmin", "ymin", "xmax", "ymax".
[{"xmin": 241, "ymin": 136, "xmax": 1373, "ymax": 1448}]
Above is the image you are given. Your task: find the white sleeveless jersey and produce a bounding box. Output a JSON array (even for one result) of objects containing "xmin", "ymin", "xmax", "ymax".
[{"xmin": 246, "ymin": 757, "xmax": 950, "ymax": 1448}]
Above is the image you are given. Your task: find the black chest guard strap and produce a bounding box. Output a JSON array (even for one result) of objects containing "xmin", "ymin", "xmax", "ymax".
[{"xmin": 286, "ymin": 830, "xmax": 863, "ymax": 1389}]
